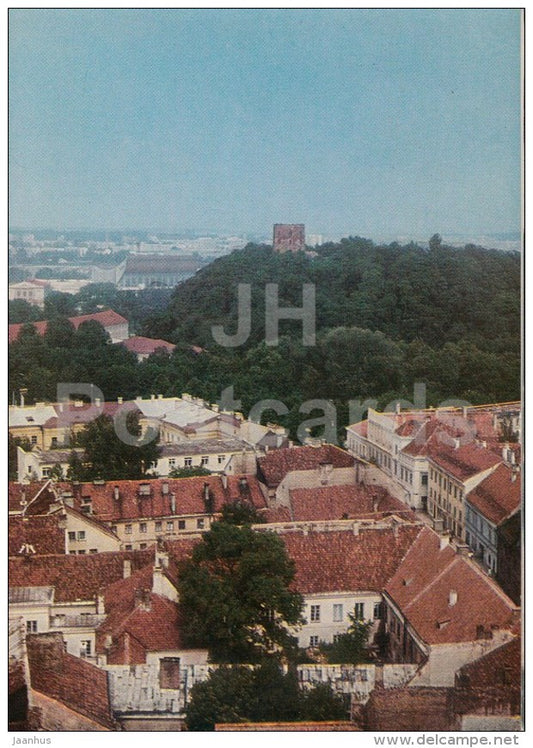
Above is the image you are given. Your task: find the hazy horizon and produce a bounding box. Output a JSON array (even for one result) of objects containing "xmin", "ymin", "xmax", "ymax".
[{"xmin": 9, "ymin": 9, "xmax": 522, "ymax": 237}]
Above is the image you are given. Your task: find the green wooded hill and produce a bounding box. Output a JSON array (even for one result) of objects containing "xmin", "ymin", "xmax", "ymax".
[
  {"xmin": 9, "ymin": 237, "xmax": 521, "ymax": 443},
  {"xmin": 139, "ymin": 238, "xmax": 520, "ymax": 430}
]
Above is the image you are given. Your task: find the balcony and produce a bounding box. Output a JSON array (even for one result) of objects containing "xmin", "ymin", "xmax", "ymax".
[{"xmin": 50, "ymin": 614, "xmax": 106, "ymax": 629}]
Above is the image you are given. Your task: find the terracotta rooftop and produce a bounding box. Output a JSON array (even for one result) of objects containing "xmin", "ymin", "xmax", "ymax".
[
  {"xmin": 121, "ymin": 335, "xmax": 175, "ymax": 356},
  {"xmin": 257, "ymin": 444, "xmax": 354, "ymax": 487},
  {"xmin": 385, "ymin": 528, "xmax": 519, "ymax": 645},
  {"xmin": 9, "ymin": 548, "xmax": 155, "ymax": 603},
  {"xmin": 288, "ymin": 484, "xmax": 414, "ymax": 522},
  {"xmin": 9, "ymin": 515, "xmax": 65, "ymax": 556},
  {"xmin": 282, "ymin": 524, "xmax": 424, "ymax": 595},
  {"xmin": 364, "ymin": 686, "xmax": 455, "ymax": 731},
  {"xmin": 9, "ymin": 309, "xmax": 127, "ymax": 343},
  {"xmin": 428, "ymin": 442, "xmax": 501, "ymax": 482},
  {"xmin": 68, "ymin": 475, "xmax": 267, "ymax": 522},
  {"xmin": 26, "ymin": 633, "xmax": 116, "ymax": 729},
  {"xmin": 454, "ymin": 637, "xmax": 522, "ymax": 718},
  {"xmin": 466, "ymin": 464, "xmax": 521, "ymax": 526}
]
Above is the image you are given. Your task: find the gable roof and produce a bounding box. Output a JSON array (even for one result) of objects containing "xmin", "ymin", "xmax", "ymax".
[
  {"xmin": 454, "ymin": 637, "xmax": 522, "ymax": 717},
  {"xmin": 385, "ymin": 527, "xmax": 519, "ymax": 645},
  {"xmin": 258, "ymin": 444, "xmax": 354, "ymax": 487},
  {"xmin": 121, "ymin": 335, "xmax": 175, "ymax": 356},
  {"xmin": 466, "ymin": 464, "xmax": 521, "ymax": 526},
  {"xmin": 288, "ymin": 484, "xmax": 414, "ymax": 522},
  {"xmin": 26, "ymin": 633, "xmax": 116, "ymax": 729},
  {"xmin": 9, "ymin": 309, "xmax": 127, "ymax": 343},
  {"xmin": 9, "ymin": 515, "xmax": 65, "ymax": 556},
  {"xmin": 282, "ymin": 524, "xmax": 423, "ymax": 594},
  {"xmin": 427, "ymin": 442, "xmax": 501, "ymax": 482},
  {"xmin": 68, "ymin": 475, "xmax": 266, "ymax": 522},
  {"xmin": 9, "ymin": 548, "xmax": 155, "ymax": 603}
]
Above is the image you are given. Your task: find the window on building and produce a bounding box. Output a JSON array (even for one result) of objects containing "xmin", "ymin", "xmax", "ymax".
[
  {"xmin": 155, "ymin": 521, "xmax": 162, "ymax": 532},
  {"xmin": 89, "ymin": 548, "xmax": 98, "ymax": 554},
  {"xmin": 31, "ymin": 436, "xmax": 37, "ymax": 445},
  {"xmin": 166, "ymin": 521, "xmax": 174, "ymax": 532},
  {"xmin": 374, "ymin": 602, "xmax": 383, "ymax": 619},
  {"xmin": 168, "ymin": 458, "xmax": 176, "ymax": 468},
  {"xmin": 201, "ymin": 456, "xmax": 209, "ymax": 466},
  {"xmin": 184, "ymin": 457, "xmax": 192, "ymax": 467},
  {"xmin": 80, "ymin": 640, "xmax": 91, "ymax": 657},
  {"xmin": 125, "ymin": 544, "xmax": 133, "ymax": 551},
  {"xmin": 26, "ymin": 620, "xmax": 38, "ymax": 633},
  {"xmin": 218, "ymin": 455, "xmax": 226, "ymax": 464},
  {"xmin": 333, "ymin": 604, "xmax": 343, "ymax": 622},
  {"xmin": 77, "ymin": 550, "xmax": 86, "ymax": 555},
  {"xmin": 68, "ymin": 531, "xmax": 76, "ymax": 541},
  {"xmin": 354, "ymin": 602, "xmax": 365, "ymax": 620},
  {"xmin": 421, "ymin": 473, "xmax": 428, "ymax": 486},
  {"xmin": 310, "ymin": 605, "xmax": 320, "ymax": 622},
  {"xmin": 125, "ymin": 524, "xmax": 132, "ymax": 534},
  {"xmin": 51, "ymin": 437, "xmax": 58, "ymax": 447},
  {"xmin": 309, "ymin": 636, "xmax": 319, "ymax": 647},
  {"xmin": 77, "ymin": 531, "xmax": 85, "ymax": 541},
  {"xmin": 140, "ymin": 543, "xmax": 147, "ymax": 550},
  {"xmin": 111, "ymin": 525, "xmax": 118, "ymax": 534},
  {"xmin": 139, "ymin": 522, "xmax": 147, "ymax": 533},
  {"xmin": 178, "ymin": 520, "xmax": 186, "ymax": 530},
  {"xmin": 42, "ymin": 468, "xmax": 51, "ymax": 477},
  {"xmin": 197, "ymin": 518, "xmax": 205, "ymax": 529}
]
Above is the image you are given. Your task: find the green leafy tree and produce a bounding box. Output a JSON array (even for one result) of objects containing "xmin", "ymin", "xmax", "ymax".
[
  {"xmin": 319, "ymin": 609, "xmax": 372, "ymax": 664},
  {"xmin": 220, "ymin": 499, "xmax": 265, "ymax": 526},
  {"xmin": 72, "ymin": 412, "xmax": 161, "ymax": 480},
  {"xmin": 184, "ymin": 661, "xmax": 348, "ymax": 731},
  {"xmin": 168, "ymin": 466, "xmax": 212, "ymax": 478},
  {"xmin": 177, "ymin": 521, "xmax": 304, "ymax": 663}
]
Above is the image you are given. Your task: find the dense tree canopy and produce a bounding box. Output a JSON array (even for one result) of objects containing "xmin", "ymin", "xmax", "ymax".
[
  {"xmin": 177, "ymin": 521, "xmax": 304, "ymax": 663},
  {"xmin": 68, "ymin": 412, "xmax": 161, "ymax": 481},
  {"xmin": 184, "ymin": 661, "xmax": 349, "ymax": 731},
  {"xmin": 9, "ymin": 240, "xmax": 521, "ymax": 441}
]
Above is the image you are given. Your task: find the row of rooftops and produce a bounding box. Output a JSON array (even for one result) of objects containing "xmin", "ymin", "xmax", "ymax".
[
  {"xmin": 9, "ymin": 433, "xmax": 521, "ymax": 529},
  {"xmin": 8, "ymin": 522, "xmax": 520, "ymax": 648}
]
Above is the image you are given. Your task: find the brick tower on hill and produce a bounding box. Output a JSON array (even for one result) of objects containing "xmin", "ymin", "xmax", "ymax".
[{"xmin": 273, "ymin": 224, "xmax": 305, "ymax": 253}]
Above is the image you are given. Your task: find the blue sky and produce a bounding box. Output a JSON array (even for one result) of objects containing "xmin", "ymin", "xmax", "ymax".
[{"xmin": 9, "ymin": 8, "xmax": 522, "ymax": 238}]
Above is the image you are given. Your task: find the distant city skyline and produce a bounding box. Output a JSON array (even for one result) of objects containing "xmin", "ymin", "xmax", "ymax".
[{"xmin": 9, "ymin": 8, "xmax": 522, "ymax": 237}]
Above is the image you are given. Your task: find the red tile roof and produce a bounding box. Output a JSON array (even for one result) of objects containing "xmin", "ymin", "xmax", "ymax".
[
  {"xmin": 9, "ymin": 515, "xmax": 65, "ymax": 556},
  {"xmin": 466, "ymin": 464, "xmax": 521, "ymax": 526},
  {"xmin": 282, "ymin": 524, "xmax": 423, "ymax": 594},
  {"xmin": 258, "ymin": 445, "xmax": 354, "ymax": 487},
  {"xmin": 454, "ymin": 637, "xmax": 522, "ymax": 717},
  {"xmin": 9, "ymin": 309, "xmax": 127, "ymax": 343},
  {"xmin": 288, "ymin": 484, "xmax": 413, "ymax": 522},
  {"xmin": 121, "ymin": 335, "xmax": 175, "ymax": 355},
  {"xmin": 364, "ymin": 687, "xmax": 455, "ymax": 731},
  {"xmin": 69, "ymin": 475, "xmax": 266, "ymax": 522},
  {"xmin": 9, "ymin": 548, "xmax": 155, "ymax": 602},
  {"xmin": 386, "ymin": 528, "xmax": 519, "ymax": 644},
  {"xmin": 428, "ymin": 442, "xmax": 501, "ymax": 482},
  {"xmin": 26, "ymin": 633, "xmax": 116, "ymax": 729}
]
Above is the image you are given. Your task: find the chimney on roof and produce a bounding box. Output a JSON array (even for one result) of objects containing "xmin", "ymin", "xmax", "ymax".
[
  {"xmin": 118, "ymin": 396, "xmax": 123, "ymax": 404},
  {"xmin": 162, "ymin": 481, "xmax": 169, "ymax": 495},
  {"xmin": 96, "ymin": 591, "xmax": 105, "ymax": 615},
  {"xmin": 462, "ymin": 406, "xmax": 468, "ymax": 419},
  {"xmin": 134, "ymin": 588, "xmax": 151, "ymax": 611},
  {"xmin": 95, "ymin": 397, "xmax": 101, "ymax": 407},
  {"xmin": 170, "ymin": 493, "xmax": 176, "ymax": 514},
  {"xmin": 395, "ymin": 402, "xmax": 401, "ymax": 415},
  {"xmin": 114, "ymin": 485, "xmax": 120, "ymax": 501},
  {"xmin": 123, "ymin": 559, "xmax": 131, "ymax": 578},
  {"xmin": 511, "ymin": 468, "xmax": 518, "ymax": 483},
  {"xmin": 151, "ymin": 394, "xmax": 155, "ymax": 400},
  {"xmin": 221, "ymin": 473, "xmax": 228, "ymax": 489},
  {"xmin": 448, "ymin": 590, "xmax": 458, "ymax": 607},
  {"xmin": 440, "ymin": 534, "xmax": 450, "ymax": 551},
  {"xmin": 158, "ymin": 394, "xmax": 164, "ymax": 399},
  {"xmin": 352, "ymin": 522, "xmax": 360, "ymax": 536}
]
